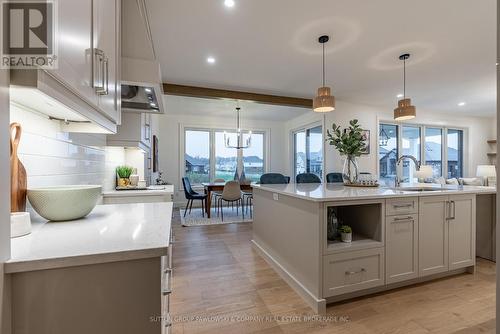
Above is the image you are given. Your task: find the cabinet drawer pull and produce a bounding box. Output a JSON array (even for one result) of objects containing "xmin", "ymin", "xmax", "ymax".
[
  {"xmin": 393, "ymin": 216, "xmax": 414, "ymax": 222},
  {"xmin": 345, "ymin": 268, "xmax": 366, "ymax": 275},
  {"xmin": 393, "ymin": 203, "xmax": 413, "ymax": 208}
]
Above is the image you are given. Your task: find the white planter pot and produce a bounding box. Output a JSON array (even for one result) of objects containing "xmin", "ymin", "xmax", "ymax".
[{"xmin": 341, "ymin": 232, "xmax": 352, "ymax": 243}]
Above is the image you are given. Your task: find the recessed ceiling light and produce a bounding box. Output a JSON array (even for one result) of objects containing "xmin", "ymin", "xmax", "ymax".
[
  {"xmin": 224, "ymin": 0, "xmax": 235, "ymax": 8},
  {"xmin": 397, "ymin": 94, "xmax": 404, "ymax": 98},
  {"xmin": 496, "ymin": 62, "xmax": 499, "ymax": 66},
  {"xmin": 458, "ymin": 102, "xmax": 466, "ymax": 106},
  {"xmin": 206, "ymin": 56, "xmax": 216, "ymax": 64}
]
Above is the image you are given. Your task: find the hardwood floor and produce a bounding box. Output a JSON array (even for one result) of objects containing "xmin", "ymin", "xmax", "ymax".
[{"xmin": 170, "ymin": 210, "xmax": 496, "ymax": 334}]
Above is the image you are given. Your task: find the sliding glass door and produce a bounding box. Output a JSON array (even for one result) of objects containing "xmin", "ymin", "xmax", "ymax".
[
  {"xmin": 293, "ymin": 125, "xmax": 323, "ymax": 179},
  {"xmin": 447, "ymin": 129, "xmax": 464, "ymax": 178}
]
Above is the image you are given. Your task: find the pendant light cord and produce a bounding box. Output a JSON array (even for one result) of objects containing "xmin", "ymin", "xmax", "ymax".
[
  {"xmin": 322, "ymin": 42, "xmax": 326, "ymax": 87},
  {"xmin": 403, "ymin": 58, "xmax": 406, "ymax": 99}
]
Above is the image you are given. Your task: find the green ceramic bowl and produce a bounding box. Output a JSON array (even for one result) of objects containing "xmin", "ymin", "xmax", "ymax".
[{"xmin": 27, "ymin": 185, "xmax": 102, "ymax": 221}]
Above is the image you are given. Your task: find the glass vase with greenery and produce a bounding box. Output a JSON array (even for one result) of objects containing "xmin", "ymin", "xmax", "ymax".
[{"xmin": 326, "ymin": 119, "xmax": 366, "ymax": 184}]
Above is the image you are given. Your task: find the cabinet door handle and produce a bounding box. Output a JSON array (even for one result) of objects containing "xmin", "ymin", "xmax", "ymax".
[
  {"xmin": 162, "ymin": 268, "xmax": 172, "ymax": 296},
  {"xmin": 393, "ymin": 216, "xmax": 414, "ymax": 223},
  {"xmin": 101, "ymin": 57, "xmax": 109, "ymax": 96},
  {"xmin": 145, "ymin": 123, "xmax": 151, "ymax": 141},
  {"xmin": 93, "ymin": 48, "xmax": 105, "ymax": 93},
  {"xmin": 345, "ymin": 268, "xmax": 366, "ymax": 275},
  {"xmin": 450, "ymin": 200, "xmax": 456, "ymax": 220}
]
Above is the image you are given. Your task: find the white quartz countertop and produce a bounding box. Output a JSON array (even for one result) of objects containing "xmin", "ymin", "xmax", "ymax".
[
  {"xmin": 102, "ymin": 185, "xmax": 174, "ymax": 197},
  {"xmin": 6, "ymin": 202, "xmax": 173, "ymax": 273},
  {"xmin": 252, "ymin": 183, "xmax": 496, "ymax": 202}
]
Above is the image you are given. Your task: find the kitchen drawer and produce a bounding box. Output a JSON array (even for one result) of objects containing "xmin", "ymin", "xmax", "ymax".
[
  {"xmin": 323, "ymin": 248, "xmax": 384, "ymax": 297},
  {"xmin": 386, "ymin": 198, "xmax": 418, "ymax": 216}
]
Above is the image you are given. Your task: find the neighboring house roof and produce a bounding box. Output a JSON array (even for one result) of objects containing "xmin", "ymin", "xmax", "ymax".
[{"xmin": 185, "ymin": 154, "xmax": 207, "ymax": 167}]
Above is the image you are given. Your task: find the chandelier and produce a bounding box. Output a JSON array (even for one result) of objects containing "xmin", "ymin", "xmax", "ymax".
[{"xmin": 224, "ymin": 106, "xmax": 252, "ymax": 149}]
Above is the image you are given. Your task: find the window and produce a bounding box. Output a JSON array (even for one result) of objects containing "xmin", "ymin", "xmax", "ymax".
[
  {"xmin": 378, "ymin": 123, "xmax": 465, "ymax": 184},
  {"xmin": 215, "ymin": 131, "xmax": 238, "ymax": 181},
  {"xmin": 447, "ymin": 129, "xmax": 464, "ymax": 178},
  {"xmin": 378, "ymin": 124, "xmax": 398, "ymax": 186},
  {"xmin": 293, "ymin": 125, "xmax": 323, "ymax": 179},
  {"xmin": 402, "ymin": 126, "xmax": 421, "ymax": 181},
  {"xmin": 424, "ymin": 127, "xmax": 443, "ymax": 177},
  {"xmin": 185, "ymin": 130, "xmax": 210, "ymax": 184},
  {"xmin": 243, "ymin": 133, "xmax": 265, "ymax": 182},
  {"xmin": 184, "ymin": 128, "xmax": 266, "ymax": 185}
]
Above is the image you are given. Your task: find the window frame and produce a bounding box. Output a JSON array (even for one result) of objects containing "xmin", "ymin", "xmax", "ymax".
[
  {"xmin": 291, "ymin": 121, "xmax": 324, "ymax": 180},
  {"xmin": 377, "ymin": 121, "xmax": 468, "ymax": 181},
  {"xmin": 180, "ymin": 124, "xmax": 269, "ymax": 187}
]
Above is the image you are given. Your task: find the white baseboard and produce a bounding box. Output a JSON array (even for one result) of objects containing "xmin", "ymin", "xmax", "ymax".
[{"xmin": 251, "ymin": 239, "xmax": 326, "ymax": 314}]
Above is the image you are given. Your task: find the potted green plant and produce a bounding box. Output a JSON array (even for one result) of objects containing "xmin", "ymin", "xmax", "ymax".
[
  {"xmin": 116, "ymin": 166, "xmax": 134, "ymax": 187},
  {"xmin": 326, "ymin": 119, "xmax": 367, "ymax": 184},
  {"xmin": 338, "ymin": 225, "xmax": 352, "ymax": 243}
]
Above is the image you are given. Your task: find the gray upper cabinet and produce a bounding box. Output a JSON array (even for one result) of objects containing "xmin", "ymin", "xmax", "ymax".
[
  {"xmin": 11, "ymin": 0, "xmax": 122, "ymax": 133},
  {"xmin": 93, "ymin": 0, "xmax": 121, "ymax": 123},
  {"xmin": 50, "ymin": 0, "xmax": 97, "ymax": 107}
]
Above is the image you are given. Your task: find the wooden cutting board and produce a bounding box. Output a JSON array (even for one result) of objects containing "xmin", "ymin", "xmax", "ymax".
[{"xmin": 10, "ymin": 123, "xmax": 27, "ymax": 212}]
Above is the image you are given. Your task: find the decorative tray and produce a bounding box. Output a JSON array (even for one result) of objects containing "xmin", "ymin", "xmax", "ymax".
[
  {"xmin": 115, "ymin": 186, "xmax": 148, "ymax": 191},
  {"xmin": 343, "ymin": 183, "xmax": 380, "ymax": 188}
]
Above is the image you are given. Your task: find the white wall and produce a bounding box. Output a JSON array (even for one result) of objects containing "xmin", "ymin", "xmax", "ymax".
[
  {"xmin": 156, "ymin": 112, "xmax": 287, "ymax": 204},
  {"xmin": 285, "ymin": 100, "xmax": 496, "ymax": 179},
  {"xmin": 0, "ymin": 69, "xmax": 10, "ymax": 334}
]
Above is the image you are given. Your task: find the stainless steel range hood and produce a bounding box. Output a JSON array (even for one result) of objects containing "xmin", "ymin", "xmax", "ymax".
[{"xmin": 121, "ymin": 57, "xmax": 165, "ymax": 114}]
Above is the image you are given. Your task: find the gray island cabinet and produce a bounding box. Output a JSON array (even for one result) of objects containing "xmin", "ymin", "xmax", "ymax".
[{"xmin": 252, "ymin": 183, "xmax": 493, "ymax": 314}]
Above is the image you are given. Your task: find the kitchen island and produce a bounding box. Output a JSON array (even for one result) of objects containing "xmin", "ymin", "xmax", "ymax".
[
  {"xmin": 252, "ymin": 183, "xmax": 495, "ymax": 314},
  {"xmin": 6, "ymin": 202, "xmax": 173, "ymax": 334}
]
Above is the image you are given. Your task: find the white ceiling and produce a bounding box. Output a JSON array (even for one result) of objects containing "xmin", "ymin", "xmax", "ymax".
[
  {"xmin": 147, "ymin": 0, "xmax": 497, "ymax": 117},
  {"xmin": 163, "ymin": 95, "xmax": 308, "ymax": 121}
]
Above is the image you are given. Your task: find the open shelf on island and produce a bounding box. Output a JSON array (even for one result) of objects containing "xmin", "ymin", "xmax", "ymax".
[
  {"xmin": 325, "ymin": 201, "xmax": 383, "ymax": 254},
  {"xmin": 327, "ymin": 236, "xmax": 383, "ymax": 252}
]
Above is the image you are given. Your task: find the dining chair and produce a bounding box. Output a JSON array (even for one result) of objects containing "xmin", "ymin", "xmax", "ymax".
[
  {"xmin": 212, "ymin": 178, "xmax": 225, "ymax": 204},
  {"xmin": 326, "ymin": 172, "xmax": 343, "ymax": 183},
  {"xmin": 296, "ymin": 173, "xmax": 321, "ymax": 184},
  {"xmin": 182, "ymin": 177, "xmax": 208, "ymax": 218},
  {"xmin": 260, "ymin": 173, "xmax": 287, "ymax": 184},
  {"xmin": 216, "ymin": 180, "xmax": 244, "ymax": 221}
]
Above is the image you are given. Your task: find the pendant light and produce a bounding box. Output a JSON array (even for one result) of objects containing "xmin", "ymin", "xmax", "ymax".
[
  {"xmin": 379, "ymin": 127, "xmax": 390, "ymax": 146},
  {"xmin": 224, "ymin": 104, "xmax": 252, "ymax": 149},
  {"xmin": 313, "ymin": 35, "xmax": 335, "ymax": 112},
  {"xmin": 394, "ymin": 53, "xmax": 416, "ymax": 120}
]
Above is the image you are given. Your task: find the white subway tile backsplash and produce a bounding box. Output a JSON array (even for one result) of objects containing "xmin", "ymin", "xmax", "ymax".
[{"xmin": 11, "ymin": 104, "xmax": 124, "ymax": 191}]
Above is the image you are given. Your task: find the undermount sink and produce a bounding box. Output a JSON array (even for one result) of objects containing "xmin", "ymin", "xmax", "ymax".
[{"xmin": 393, "ymin": 187, "xmax": 449, "ymax": 192}]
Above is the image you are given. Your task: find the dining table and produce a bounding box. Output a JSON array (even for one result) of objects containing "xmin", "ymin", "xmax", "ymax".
[{"xmin": 201, "ymin": 182, "xmax": 253, "ymax": 218}]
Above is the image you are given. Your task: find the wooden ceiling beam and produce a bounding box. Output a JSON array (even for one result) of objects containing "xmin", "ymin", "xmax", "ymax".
[{"xmin": 162, "ymin": 83, "xmax": 313, "ymax": 109}]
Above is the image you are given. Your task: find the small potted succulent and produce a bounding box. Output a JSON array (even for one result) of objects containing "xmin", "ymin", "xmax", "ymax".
[
  {"xmin": 339, "ymin": 225, "xmax": 352, "ymax": 243},
  {"xmin": 116, "ymin": 165, "xmax": 134, "ymax": 187}
]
